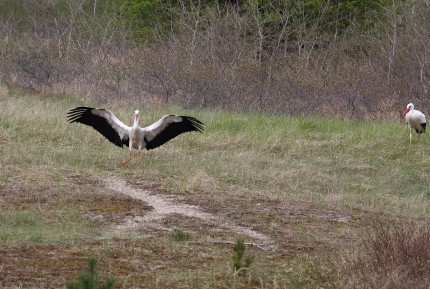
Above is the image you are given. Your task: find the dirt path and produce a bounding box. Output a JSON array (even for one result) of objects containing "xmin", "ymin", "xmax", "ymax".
[{"xmin": 105, "ymin": 176, "xmax": 271, "ymax": 243}]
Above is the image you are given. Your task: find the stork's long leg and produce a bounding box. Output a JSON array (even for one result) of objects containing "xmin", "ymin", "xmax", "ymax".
[
  {"xmin": 136, "ymin": 151, "xmax": 141, "ymax": 165},
  {"xmin": 410, "ymin": 127, "xmax": 412, "ymax": 144},
  {"xmin": 122, "ymin": 150, "xmax": 132, "ymax": 165}
]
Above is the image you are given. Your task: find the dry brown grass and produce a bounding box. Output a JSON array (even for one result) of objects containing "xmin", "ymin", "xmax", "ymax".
[{"xmin": 335, "ymin": 222, "xmax": 430, "ymax": 289}]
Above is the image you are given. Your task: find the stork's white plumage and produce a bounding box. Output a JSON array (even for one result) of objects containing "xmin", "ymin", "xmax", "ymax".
[
  {"xmin": 402, "ymin": 103, "xmax": 426, "ymax": 144},
  {"xmin": 67, "ymin": 107, "xmax": 204, "ymax": 164}
]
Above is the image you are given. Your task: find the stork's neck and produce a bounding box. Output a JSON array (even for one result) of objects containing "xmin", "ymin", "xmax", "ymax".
[{"xmin": 133, "ymin": 115, "xmax": 139, "ymax": 128}]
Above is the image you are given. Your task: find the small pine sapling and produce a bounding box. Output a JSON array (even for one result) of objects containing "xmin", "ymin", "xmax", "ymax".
[
  {"xmin": 233, "ymin": 238, "xmax": 253, "ymax": 273},
  {"xmin": 66, "ymin": 257, "xmax": 115, "ymax": 289}
]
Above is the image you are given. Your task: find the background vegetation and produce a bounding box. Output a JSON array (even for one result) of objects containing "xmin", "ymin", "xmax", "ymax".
[{"xmin": 2, "ymin": 0, "xmax": 430, "ymax": 117}]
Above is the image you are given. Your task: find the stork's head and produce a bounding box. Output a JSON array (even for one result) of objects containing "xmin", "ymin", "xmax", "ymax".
[
  {"xmin": 402, "ymin": 103, "xmax": 414, "ymax": 119},
  {"xmin": 133, "ymin": 110, "xmax": 140, "ymax": 126}
]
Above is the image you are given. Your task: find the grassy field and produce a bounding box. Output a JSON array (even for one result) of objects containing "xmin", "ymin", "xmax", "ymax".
[{"xmin": 1, "ymin": 89, "xmax": 430, "ymax": 288}]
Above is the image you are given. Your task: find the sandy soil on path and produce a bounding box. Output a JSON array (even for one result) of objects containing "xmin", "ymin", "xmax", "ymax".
[{"xmin": 105, "ymin": 176, "xmax": 272, "ymax": 244}]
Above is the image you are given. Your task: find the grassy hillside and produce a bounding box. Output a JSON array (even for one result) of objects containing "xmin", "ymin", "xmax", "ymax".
[
  {"xmin": 1, "ymin": 90, "xmax": 427, "ymax": 216},
  {"xmin": 1, "ymin": 90, "xmax": 430, "ymax": 288}
]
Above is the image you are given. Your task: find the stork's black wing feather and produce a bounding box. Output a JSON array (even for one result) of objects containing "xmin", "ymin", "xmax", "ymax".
[
  {"xmin": 67, "ymin": 107, "xmax": 129, "ymax": 148},
  {"xmin": 145, "ymin": 115, "xmax": 204, "ymax": 150}
]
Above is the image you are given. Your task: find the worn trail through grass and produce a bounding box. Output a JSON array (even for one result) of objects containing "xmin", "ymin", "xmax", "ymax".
[{"xmin": 105, "ymin": 176, "xmax": 271, "ymax": 242}]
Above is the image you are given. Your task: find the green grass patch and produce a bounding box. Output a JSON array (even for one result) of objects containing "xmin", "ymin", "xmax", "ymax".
[{"xmin": 0, "ymin": 209, "xmax": 91, "ymax": 244}]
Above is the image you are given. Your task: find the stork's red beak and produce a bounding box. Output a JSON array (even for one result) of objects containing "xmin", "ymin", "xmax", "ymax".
[{"xmin": 402, "ymin": 108, "xmax": 410, "ymax": 119}]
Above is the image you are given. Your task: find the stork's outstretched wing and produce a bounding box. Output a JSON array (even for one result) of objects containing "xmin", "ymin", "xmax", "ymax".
[
  {"xmin": 143, "ymin": 115, "xmax": 204, "ymax": 150},
  {"xmin": 67, "ymin": 107, "xmax": 130, "ymax": 148}
]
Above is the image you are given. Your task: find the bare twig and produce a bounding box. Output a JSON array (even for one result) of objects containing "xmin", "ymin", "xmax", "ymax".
[{"xmin": 189, "ymin": 240, "xmax": 269, "ymax": 251}]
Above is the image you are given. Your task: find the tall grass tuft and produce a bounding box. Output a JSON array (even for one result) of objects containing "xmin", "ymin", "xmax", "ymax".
[
  {"xmin": 336, "ymin": 222, "xmax": 430, "ymax": 289},
  {"xmin": 172, "ymin": 228, "xmax": 190, "ymax": 242}
]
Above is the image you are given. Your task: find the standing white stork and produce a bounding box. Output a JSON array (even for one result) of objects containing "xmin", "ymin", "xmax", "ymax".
[
  {"xmin": 402, "ymin": 103, "xmax": 426, "ymax": 144},
  {"xmin": 67, "ymin": 107, "xmax": 204, "ymax": 164}
]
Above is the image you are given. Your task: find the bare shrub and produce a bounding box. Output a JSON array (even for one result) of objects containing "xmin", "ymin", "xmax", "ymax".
[
  {"xmin": 3, "ymin": 46, "xmax": 59, "ymax": 93},
  {"xmin": 335, "ymin": 222, "xmax": 430, "ymax": 289}
]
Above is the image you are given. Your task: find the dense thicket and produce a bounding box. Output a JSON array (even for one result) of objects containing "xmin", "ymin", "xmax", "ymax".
[{"xmin": 1, "ymin": 0, "xmax": 430, "ymax": 118}]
